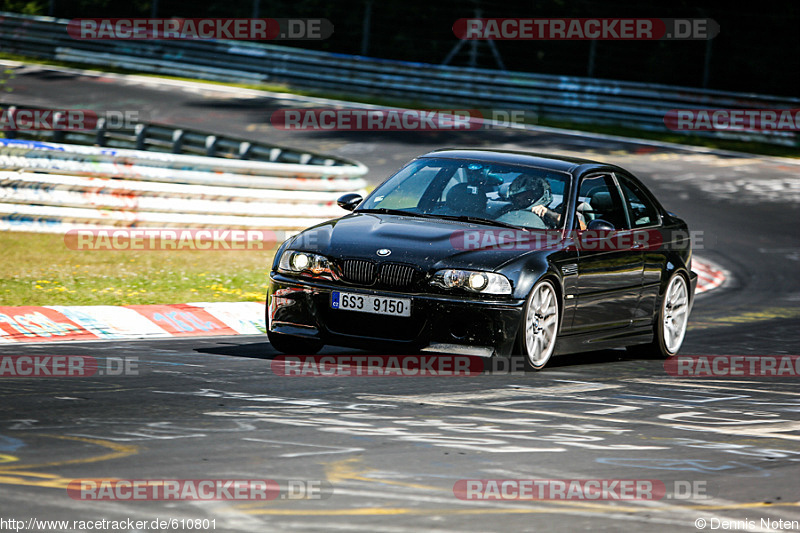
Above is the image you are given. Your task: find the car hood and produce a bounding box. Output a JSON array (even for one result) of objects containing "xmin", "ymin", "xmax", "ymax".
[{"xmin": 288, "ymin": 212, "xmax": 551, "ymax": 271}]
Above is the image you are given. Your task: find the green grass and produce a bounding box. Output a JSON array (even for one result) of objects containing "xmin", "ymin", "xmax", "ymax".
[
  {"xmin": 0, "ymin": 232, "xmax": 276, "ymax": 306},
  {"xmin": 3, "ymin": 52, "xmax": 797, "ymax": 159}
]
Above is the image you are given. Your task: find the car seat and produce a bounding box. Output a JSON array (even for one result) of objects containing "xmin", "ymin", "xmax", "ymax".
[{"xmin": 446, "ymin": 183, "xmax": 488, "ymax": 217}]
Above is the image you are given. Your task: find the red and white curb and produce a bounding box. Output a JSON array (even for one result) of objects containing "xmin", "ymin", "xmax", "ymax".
[
  {"xmin": 693, "ymin": 256, "xmax": 728, "ymax": 294},
  {"xmin": 0, "ymin": 302, "xmax": 265, "ymax": 344},
  {"xmin": 0, "ymin": 258, "xmax": 726, "ymax": 344}
]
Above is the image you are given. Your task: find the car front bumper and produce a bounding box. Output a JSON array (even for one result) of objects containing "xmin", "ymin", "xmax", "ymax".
[{"xmin": 267, "ymin": 273, "xmax": 525, "ymax": 356}]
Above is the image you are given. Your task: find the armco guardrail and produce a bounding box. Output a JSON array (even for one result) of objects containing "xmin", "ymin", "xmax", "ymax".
[
  {"xmin": 0, "ymin": 97, "xmax": 368, "ymax": 236},
  {"xmin": 0, "ymin": 138, "xmax": 366, "ymax": 236},
  {"xmin": 0, "ymin": 103, "xmax": 352, "ymax": 167},
  {"xmin": 1, "ymin": 12, "xmax": 798, "ymax": 146}
]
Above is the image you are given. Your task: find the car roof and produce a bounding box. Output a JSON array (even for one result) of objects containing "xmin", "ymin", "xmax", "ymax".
[{"xmin": 419, "ymin": 148, "xmax": 619, "ymax": 174}]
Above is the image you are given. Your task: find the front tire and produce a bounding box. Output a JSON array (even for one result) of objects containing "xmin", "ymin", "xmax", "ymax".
[
  {"xmin": 267, "ymin": 330, "xmax": 323, "ymax": 355},
  {"xmin": 515, "ymin": 279, "xmax": 560, "ymax": 371}
]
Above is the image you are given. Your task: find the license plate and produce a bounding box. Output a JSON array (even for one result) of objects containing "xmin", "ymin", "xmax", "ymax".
[{"xmin": 331, "ymin": 291, "xmax": 411, "ymax": 317}]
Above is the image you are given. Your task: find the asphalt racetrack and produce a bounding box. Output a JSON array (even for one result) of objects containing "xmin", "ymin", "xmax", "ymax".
[{"xmin": 2, "ymin": 63, "xmax": 799, "ymax": 532}]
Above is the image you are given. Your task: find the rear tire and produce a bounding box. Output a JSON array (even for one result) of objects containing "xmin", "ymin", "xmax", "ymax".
[
  {"xmin": 267, "ymin": 330, "xmax": 323, "ymax": 355},
  {"xmin": 627, "ymin": 272, "xmax": 689, "ymax": 359},
  {"xmin": 514, "ymin": 279, "xmax": 560, "ymax": 371}
]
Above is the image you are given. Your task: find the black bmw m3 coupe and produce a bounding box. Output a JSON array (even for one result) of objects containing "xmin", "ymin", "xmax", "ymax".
[{"xmin": 267, "ymin": 149, "xmax": 697, "ymax": 370}]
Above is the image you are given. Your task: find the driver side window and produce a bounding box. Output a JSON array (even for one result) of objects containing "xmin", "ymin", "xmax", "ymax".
[{"xmin": 575, "ymin": 174, "xmax": 629, "ymax": 230}]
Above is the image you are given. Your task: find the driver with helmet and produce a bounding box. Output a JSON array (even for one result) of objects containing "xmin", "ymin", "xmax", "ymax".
[{"xmin": 497, "ymin": 174, "xmax": 560, "ymax": 228}]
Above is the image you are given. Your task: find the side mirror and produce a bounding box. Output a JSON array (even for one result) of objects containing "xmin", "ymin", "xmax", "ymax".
[
  {"xmin": 337, "ymin": 193, "xmax": 363, "ymax": 211},
  {"xmin": 586, "ymin": 219, "xmax": 615, "ymax": 231}
]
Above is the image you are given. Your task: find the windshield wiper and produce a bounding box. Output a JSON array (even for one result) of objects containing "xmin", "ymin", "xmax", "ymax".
[
  {"xmin": 358, "ymin": 208, "xmax": 439, "ymax": 219},
  {"xmin": 358, "ymin": 209, "xmax": 524, "ymax": 230},
  {"xmin": 434, "ymin": 215, "xmax": 524, "ymax": 230}
]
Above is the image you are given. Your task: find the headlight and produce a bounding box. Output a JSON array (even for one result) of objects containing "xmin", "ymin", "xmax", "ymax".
[
  {"xmin": 278, "ymin": 250, "xmax": 336, "ymax": 279},
  {"xmin": 431, "ymin": 269, "xmax": 512, "ymax": 295}
]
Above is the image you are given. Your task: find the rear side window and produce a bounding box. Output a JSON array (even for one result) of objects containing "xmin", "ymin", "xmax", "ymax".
[{"xmin": 617, "ymin": 177, "xmax": 660, "ymax": 228}]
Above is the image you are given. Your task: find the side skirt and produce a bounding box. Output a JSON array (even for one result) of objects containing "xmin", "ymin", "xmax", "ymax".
[{"xmin": 553, "ymin": 325, "xmax": 654, "ymax": 356}]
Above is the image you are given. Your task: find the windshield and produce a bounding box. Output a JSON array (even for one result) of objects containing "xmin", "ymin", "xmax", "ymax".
[{"xmin": 357, "ymin": 157, "xmax": 571, "ymax": 230}]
